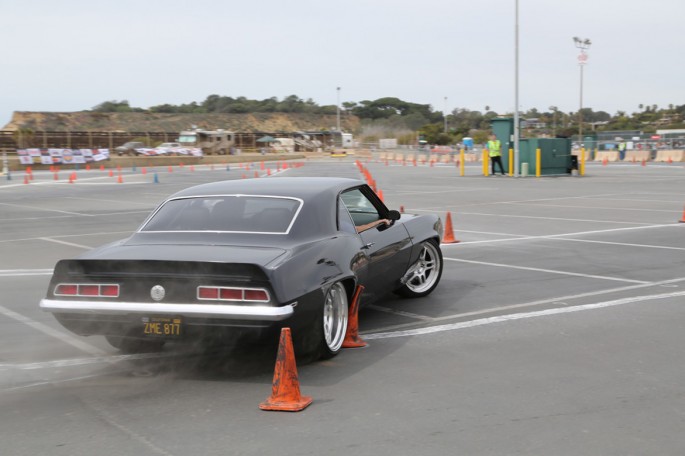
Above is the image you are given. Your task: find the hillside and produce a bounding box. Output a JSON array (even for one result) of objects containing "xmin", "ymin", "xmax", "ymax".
[{"xmin": 3, "ymin": 111, "xmax": 360, "ymax": 133}]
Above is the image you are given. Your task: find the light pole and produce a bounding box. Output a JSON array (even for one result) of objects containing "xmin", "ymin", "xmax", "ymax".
[
  {"xmin": 573, "ymin": 37, "xmax": 591, "ymax": 147},
  {"xmin": 513, "ymin": 0, "xmax": 520, "ymax": 177},
  {"xmin": 336, "ymin": 87, "xmax": 341, "ymax": 132},
  {"xmin": 443, "ymin": 96, "xmax": 448, "ymax": 133}
]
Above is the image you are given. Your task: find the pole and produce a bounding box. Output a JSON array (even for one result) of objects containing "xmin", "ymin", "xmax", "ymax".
[
  {"xmin": 336, "ymin": 87, "xmax": 341, "ymax": 133},
  {"xmin": 444, "ymin": 96, "xmax": 448, "ymax": 133},
  {"xmin": 513, "ymin": 0, "xmax": 520, "ymax": 177},
  {"xmin": 579, "ymin": 63, "xmax": 583, "ymax": 149}
]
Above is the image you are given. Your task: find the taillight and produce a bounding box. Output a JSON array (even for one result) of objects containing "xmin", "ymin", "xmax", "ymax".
[
  {"xmin": 100, "ymin": 285, "xmax": 120, "ymax": 297},
  {"xmin": 220, "ymin": 288, "xmax": 242, "ymax": 300},
  {"xmin": 197, "ymin": 286, "xmax": 270, "ymax": 303},
  {"xmin": 55, "ymin": 284, "xmax": 78, "ymax": 295},
  {"xmin": 198, "ymin": 287, "xmax": 219, "ymax": 299},
  {"xmin": 244, "ymin": 289, "xmax": 269, "ymax": 301},
  {"xmin": 54, "ymin": 283, "xmax": 120, "ymax": 298}
]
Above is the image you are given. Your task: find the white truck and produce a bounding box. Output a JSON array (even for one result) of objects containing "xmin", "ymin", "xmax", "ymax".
[{"xmin": 178, "ymin": 129, "xmax": 235, "ymax": 155}]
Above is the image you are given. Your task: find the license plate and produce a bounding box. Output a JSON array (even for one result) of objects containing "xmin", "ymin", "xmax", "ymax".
[{"xmin": 142, "ymin": 316, "xmax": 182, "ymax": 337}]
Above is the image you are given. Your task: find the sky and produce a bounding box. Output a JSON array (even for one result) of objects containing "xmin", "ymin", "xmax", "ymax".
[{"xmin": 2, "ymin": 0, "xmax": 684, "ymax": 126}]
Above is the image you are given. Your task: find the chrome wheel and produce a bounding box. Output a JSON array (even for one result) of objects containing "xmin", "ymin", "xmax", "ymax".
[
  {"xmin": 397, "ymin": 240, "xmax": 443, "ymax": 297},
  {"xmin": 322, "ymin": 282, "xmax": 349, "ymax": 353}
]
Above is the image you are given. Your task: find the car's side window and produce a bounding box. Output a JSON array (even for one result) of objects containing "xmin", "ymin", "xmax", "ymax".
[
  {"xmin": 337, "ymin": 197, "xmax": 357, "ymax": 234},
  {"xmin": 341, "ymin": 188, "xmax": 380, "ymax": 227}
]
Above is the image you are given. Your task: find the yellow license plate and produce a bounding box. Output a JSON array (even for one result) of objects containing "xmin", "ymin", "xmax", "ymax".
[{"xmin": 143, "ymin": 317, "xmax": 182, "ymax": 337}]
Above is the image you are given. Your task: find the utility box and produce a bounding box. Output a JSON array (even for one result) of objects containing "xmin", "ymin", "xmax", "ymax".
[
  {"xmin": 491, "ymin": 118, "xmax": 573, "ymax": 175},
  {"xmin": 519, "ymin": 138, "xmax": 573, "ymax": 175}
]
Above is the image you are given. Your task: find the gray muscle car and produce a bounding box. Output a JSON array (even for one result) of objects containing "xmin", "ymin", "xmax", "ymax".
[{"xmin": 40, "ymin": 177, "xmax": 444, "ymax": 359}]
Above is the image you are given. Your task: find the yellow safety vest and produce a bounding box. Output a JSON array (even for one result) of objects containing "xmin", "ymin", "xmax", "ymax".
[{"xmin": 488, "ymin": 140, "xmax": 501, "ymax": 157}]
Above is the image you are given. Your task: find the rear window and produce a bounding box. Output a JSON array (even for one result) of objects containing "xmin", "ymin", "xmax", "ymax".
[{"xmin": 141, "ymin": 195, "xmax": 301, "ymax": 234}]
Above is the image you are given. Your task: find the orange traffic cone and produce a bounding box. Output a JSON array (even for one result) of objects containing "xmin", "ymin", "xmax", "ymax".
[
  {"xmin": 400, "ymin": 205, "xmax": 405, "ymax": 213},
  {"xmin": 259, "ymin": 328, "xmax": 312, "ymax": 412},
  {"xmin": 117, "ymin": 174, "xmax": 123, "ymax": 184},
  {"xmin": 168, "ymin": 166, "xmax": 173, "ymax": 173},
  {"xmin": 602, "ymin": 157, "xmax": 608, "ymax": 166},
  {"xmin": 641, "ymin": 159, "xmax": 646, "ymax": 167},
  {"xmin": 342, "ymin": 285, "xmax": 367, "ymax": 349},
  {"xmin": 108, "ymin": 169, "xmax": 114, "ymax": 177},
  {"xmin": 442, "ymin": 212, "xmax": 460, "ymax": 244},
  {"xmin": 679, "ymin": 205, "xmax": 685, "ymax": 223}
]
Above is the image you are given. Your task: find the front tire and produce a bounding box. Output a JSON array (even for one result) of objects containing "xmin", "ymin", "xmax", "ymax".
[{"xmin": 396, "ymin": 240, "xmax": 443, "ymax": 298}]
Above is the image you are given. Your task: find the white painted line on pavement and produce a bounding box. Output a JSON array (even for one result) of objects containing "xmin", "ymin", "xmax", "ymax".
[
  {"xmin": 0, "ymin": 304, "xmax": 107, "ymax": 356},
  {"xmin": 0, "ymin": 352, "xmax": 170, "ymax": 371},
  {"xmin": 0, "ymin": 231, "xmax": 131, "ymax": 244},
  {"xmin": 443, "ymin": 257, "xmax": 651, "ymax": 284},
  {"xmin": 508, "ymin": 201, "xmax": 677, "ymax": 213},
  {"xmin": 557, "ymin": 237, "xmax": 685, "ymax": 252},
  {"xmin": 457, "ymin": 211, "xmax": 652, "ymax": 225},
  {"xmin": 364, "ymin": 290, "xmax": 685, "ymax": 340},
  {"xmin": 0, "ymin": 201, "xmax": 93, "ymax": 217},
  {"xmin": 366, "ymin": 304, "xmax": 433, "ymax": 321},
  {"xmin": 364, "ymin": 277, "xmax": 685, "ymax": 334},
  {"xmin": 442, "ymin": 222, "xmax": 681, "ymax": 247},
  {"xmin": 0, "ymin": 269, "xmax": 53, "ymax": 277},
  {"xmin": 39, "ymin": 237, "xmax": 92, "ymax": 249}
]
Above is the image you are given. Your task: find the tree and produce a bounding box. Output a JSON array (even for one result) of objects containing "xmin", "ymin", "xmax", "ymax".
[{"xmin": 92, "ymin": 100, "xmax": 134, "ymax": 112}]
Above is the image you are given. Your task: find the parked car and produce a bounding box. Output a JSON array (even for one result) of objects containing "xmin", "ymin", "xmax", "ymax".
[
  {"xmin": 114, "ymin": 141, "xmax": 145, "ymax": 156},
  {"xmin": 39, "ymin": 177, "xmax": 444, "ymax": 359}
]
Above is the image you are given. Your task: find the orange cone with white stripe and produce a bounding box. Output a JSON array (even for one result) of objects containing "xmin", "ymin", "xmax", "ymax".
[
  {"xmin": 259, "ymin": 327, "xmax": 312, "ymax": 412},
  {"xmin": 442, "ymin": 212, "xmax": 460, "ymax": 244}
]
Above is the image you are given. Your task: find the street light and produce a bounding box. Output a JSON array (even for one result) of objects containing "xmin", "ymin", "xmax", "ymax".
[
  {"xmin": 443, "ymin": 96, "xmax": 448, "ymax": 133},
  {"xmin": 513, "ymin": 0, "xmax": 520, "ymax": 177},
  {"xmin": 336, "ymin": 87, "xmax": 341, "ymax": 132},
  {"xmin": 573, "ymin": 37, "xmax": 591, "ymax": 148}
]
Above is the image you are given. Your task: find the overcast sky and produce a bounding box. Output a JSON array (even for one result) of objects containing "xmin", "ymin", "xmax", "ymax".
[{"xmin": 2, "ymin": 0, "xmax": 683, "ymax": 126}]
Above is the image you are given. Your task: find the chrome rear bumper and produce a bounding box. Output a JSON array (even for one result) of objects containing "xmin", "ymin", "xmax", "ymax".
[{"xmin": 40, "ymin": 299, "xmax": 294, "ymax": 321}]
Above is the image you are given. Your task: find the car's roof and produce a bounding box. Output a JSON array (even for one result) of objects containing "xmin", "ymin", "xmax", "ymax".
[{"xmin": 169, "ymin": 177, "xmax": 366, "ymax": 200}]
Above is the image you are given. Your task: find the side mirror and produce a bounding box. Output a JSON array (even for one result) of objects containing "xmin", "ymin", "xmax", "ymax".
[{"xmin": 387, "ymin": 210, "xmax": 401, "ymax": 221}]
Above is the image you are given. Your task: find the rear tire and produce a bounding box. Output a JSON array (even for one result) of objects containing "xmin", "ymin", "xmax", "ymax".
[
  {"xmin": 295, "ymin": 282, "xmax": 349, "ymax": 360},
  {"xmin": 105, "ymin": 335, "xmax": 165, "ymax": 354}
]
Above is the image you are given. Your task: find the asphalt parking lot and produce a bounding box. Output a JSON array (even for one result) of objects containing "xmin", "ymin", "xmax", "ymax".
[{"xmin": 1, "ymin": 158, "xmax": 684, "ymax": 455}]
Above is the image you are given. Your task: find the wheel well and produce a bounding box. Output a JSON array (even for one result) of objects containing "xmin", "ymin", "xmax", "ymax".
[{"xmin": 340, "ymin": 278, "xmax": 357, "ymax": 304}]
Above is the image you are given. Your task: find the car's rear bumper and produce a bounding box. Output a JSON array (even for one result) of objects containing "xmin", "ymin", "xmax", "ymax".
[{"xmin": 40, "ymin": 299, "xmax": 294, "ymax": 321}]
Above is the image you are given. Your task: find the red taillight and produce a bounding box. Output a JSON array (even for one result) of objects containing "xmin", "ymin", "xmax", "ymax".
[
  {"xmin": 100, "ymin": 285, "xmax": 119, "ymax": 297},
  {"xmin": 55, "ymin": 284, "xmax": 78, "ymax": 295},
  {"xmin": 197, "ymin": 286, "xmax": 270, "ymax": 302},
  {"xmin": 220, "ymin": 288, "xmax": 242, "ymax": 300},
  {"xmin": 244, "ymin": 289, "xmax": 269, "ymax": 301},
  {"xmin": 79, "ymin": 285, "xmax": 99, "ymax": 296},
  {"xmin": 54, "ymin": 283, "xmax": 119, "ymax": 298},
  {"xmin": 198, "ymin": 287, "xmax": 219, "ymax": 299}
]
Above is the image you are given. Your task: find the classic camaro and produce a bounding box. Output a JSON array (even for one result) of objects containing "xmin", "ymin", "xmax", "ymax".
[{"xmin": 40, "ymin": 177, "xmax": 444, "ymax": 359}]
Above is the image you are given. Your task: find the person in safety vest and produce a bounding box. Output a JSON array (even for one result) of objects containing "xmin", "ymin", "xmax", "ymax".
[{"xmin": 487, "ymin": 135, "xmax": 505, "ymax": 175}]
